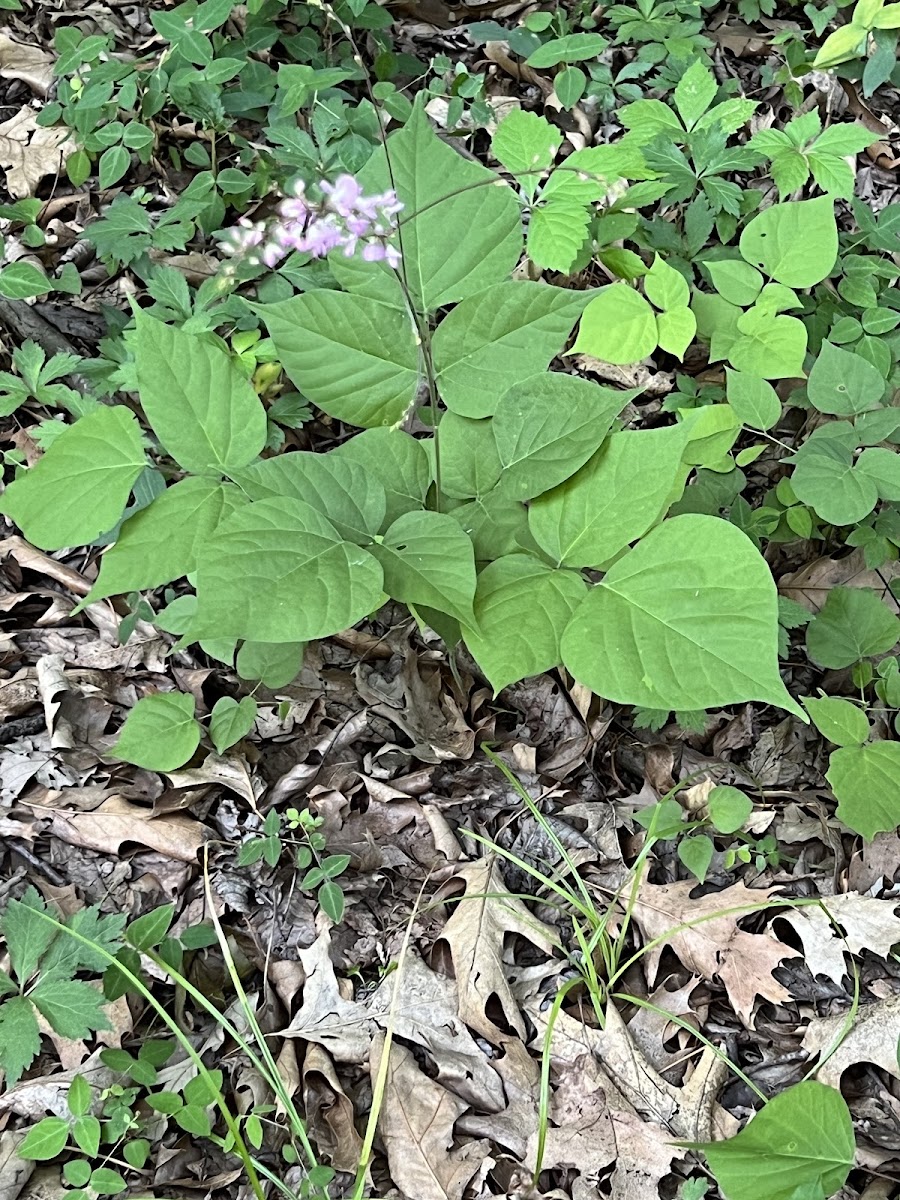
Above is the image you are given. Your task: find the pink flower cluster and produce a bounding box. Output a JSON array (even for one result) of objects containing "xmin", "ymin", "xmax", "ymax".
[{"xmin": 221, "ymin": 175, "xmax": 403, "ymax": 271}]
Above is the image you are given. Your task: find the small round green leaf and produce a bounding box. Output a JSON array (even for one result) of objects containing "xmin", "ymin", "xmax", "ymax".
[{"xmin": 708, "ymin": 786, "xmax": 753, "ymax": 833}]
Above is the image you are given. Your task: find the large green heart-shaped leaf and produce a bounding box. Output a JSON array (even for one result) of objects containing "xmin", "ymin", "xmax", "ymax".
[
  {"xmin": 111, "ymin": 693, "xmax": 201, "ymax": 773},
  {"xmin": 805, "ymin": 586, "xmax": 900, "ymax": 668},
  {"xmin": 1, "ymin": 406, "xmax": 146, "ymax": 551},
  {"xmin": 572, "ymin": 283, "xmax": 658, "ymax": 365},
  {"xmin": 230, "ymin": 452, "xmax": 386, "ymax": 544},
  {"xmin": 807, "ymin": 340, "xmax": 886, "ymax": 414},
  {"xmin": 493, "ymin": 374, "xmax": 635, "ymax": 501},
  {"xmin": 727, "ymin": 308, "xmax": 807, "ymax": 379},
  {"xmin": 331, "ymin": 428, "xmax": 431, "ymax": 527},
  {"xmin": 529, "ymin": 425, "xmax": 690, "ymax": 568},
  {"xmin": 359, "ymin": 106, "xmax": 523, "ymax": 313},
  {"xmin": 828, "ymin": 741, "xmax": 900, "ymax": 839},
  {"xmin": 370, "ymin": 510, "xmax": 476, "ymax": 623},
  {"xmin": 261, "ymin": 292, "xmax": 419, "ymax": 428},
  {"xmin": 195, "ymin": 499, "xmax": 384, "ymax": 643},
  {"xmin": 134, "ymin": 315, "xmax": 266, "ymax": 474},
  {"xmin": 561, "ymin": 514, "xmax": 803, "ymax": 715},
  {"xmin": 432, "ymin": 282, "xmax": 593, "ymax": 418},
  {"xmin": 739, "ymin": 197, "xmax": 838, "ymax": 288},
  {"xmin": 791, "ymin": 440, "xmax": 878, "ymax": 525},
  {"xmin": 463, "ymin": 554, "xmax": 586, "ymax": 692},
  {"xmin": 85, "ymin": 479, "xmax": 244, "ymax": 602}
]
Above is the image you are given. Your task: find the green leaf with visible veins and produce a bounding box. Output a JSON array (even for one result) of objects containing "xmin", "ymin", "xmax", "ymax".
[
  {"xmin": 561, "ymin": 514, "xmax": 804, "ymax": 716},
  {"xmin": 0, "ymin": 406, "xmax": 146, "ymax": 552},
  {"xmin": 18, "ymin": 1116, "xmax": 71, "ymax": 1162},
  {"xmin": 85, "ymin": 479, "xmax": 244, "ymax": 603},
  {"xmin": 828, "ymin": 741, "xmax": 900, "ymax": 839},
  {"xmin": 739, "ymin": 197, "xmax": 838, "ymax": 288},
  {"xmin": 112, "ymin": 693, "xmax": 201, "ymax": 772},
  {"xmin": 492, "ymin": 109, "xmax": 560, "ymax": 201},
  {"xmin": 527, "ymin": 200, "xmax": 591, "ymax": 273},
  {"xmin": 0, "ymin": 996, "xmax": 41, "ymax": 1086},
  {"xmin": 371, "ymin": 510, "xmax": 476, "ymax": 623},
  {"xmin": 330, "ymin": 428, "xmax": 431, "ymax": 527},
  {"xmin": 2, "ymin": 888, "xmax": 57, "ymax": 984},
  {"xmin": 31, "ymin": 979, "xmax": 112, "ymax": 1040},
  {"xmin": 134, "ymin": 315, "xmax": 266, "ymax": 475}
]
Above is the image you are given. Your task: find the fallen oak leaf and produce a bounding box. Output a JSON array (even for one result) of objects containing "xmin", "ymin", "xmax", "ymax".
[
  {"xmin": 802, "ymin": 993, "xmax": 900, "ymax": 1089},
  {"xmin": 34, "ymin": 794, "xmax": 209, "ymax": 863},
  {"xmin": 630, "ymin": 879, "xmax": 795, "ymax": 1026},
  {"xmin": 777, "ymin": 893, "xmax": 900, "ymax": 985},
  {"xmin": 0, "ymin": 106, "xmax": 78, "ymax": 199},
  {"xmin": 0, "ymin": 33, "xmax": 55, "ymax": 96}
]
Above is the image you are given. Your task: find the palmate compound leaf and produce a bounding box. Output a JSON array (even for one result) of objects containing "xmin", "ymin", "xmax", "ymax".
[
  {"xmin": 492, "ymin": 373, "xmax": 637, "ymax": 501},
  {"xmin": 432, "ymin": 282, "xmax": 594, "ymax": 417},
  {"xmin": 358, "ymin": 105, "xmax": 523, "ymax": 313},
  {"xmin": 827, "ymin": 741, "xmax": 900, "ymax": 838},
  {"xmin": 571, "ymin": 283, "xmax": 658, "ymax": 365},
  {"xmin": 528, "ymin": 424, "xmax": 691, "ymax": 568},
  {"xmin": 84, "ymin": 479, "xmax": 244, "ymax": 603},
  {"xmin": 462, "ymin": 554, "xmax": 586, "ymax": 692},
  {"xmin": 739, "ymin": 196, "xmax": 838, "ymax": 289},
  {"xmin": 229, "ymin": 451, "xmax": 386, "ymax": 544},
  {"xmin": 688, "ymin": 1080, "xmax": 854, "ymax": 1200},
  {"xmin": 370, "ymin": 510, "xmax": 477, "ymax": 624},
  {"xmin": 561, "ymin": 514, "xmax": 804, "ymax": 717},
  {"xmin": 260, "ymin": 291, "xmax": 419, "ymax": 428},
  {"xmin": 194, "ymin": 498, "xmax": 384, "ymax": 643},
  {"xmin": 0, "ymin": 406, "xmax": 146, "ymax": 551},
  {"xmin": 330, "ymin": 427, "xmax": 431, "ymax": 527},
  {"xmin": 111, "ymin": 692, "xmax": 201, "ymax": 772},
  {"xmin": 134, "ymin": 314, "xmax": 266, "ymax": 475}
]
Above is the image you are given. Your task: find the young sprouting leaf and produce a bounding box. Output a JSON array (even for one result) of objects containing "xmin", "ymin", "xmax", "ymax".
[
  {"xmin": 673, "ymin": 60, "xmax": 718, "ymax": 131},
  {"xmin": 67, "ymin": 1073, "xmax": 91, "ymax": 1118},
  {"xmin": 573, "ymin": 283, "xmax": 659, "ymax": 365},
  {"xmin": 462, "ymin": 554, "xmax": 586, "ymax": 693},
  {"xmin": 0, "ymin": 406, "xmax": 146, "ymax": 551},
  {"xmin": 678, "ymin": 834, "xmax": 714, "ymax": 882},
  {"xmin": 491, "ymin": 109, "xmax": 561, "ymax": 201},
  {"xmin": 561, "ymin": 514, "xmax": 805, "ymax": 717},
  {"xmin": 331, "ymin": 428, "xmax": 430, "ymax": 527},
  {"xmin": 262, "ymin": 291, "xmax": 419, "ymax": 428},
  {"xmin": 739, "ymin": 197, "xmax": 838, "ymax": 288},
  {"xmin": 18, "ymin": 1116, "xmax": 71, "ymax": 1161},
  {"xmin": 370, "ymin": 510, "xmax": 477, "ymax": 624},
  {"xmin": 0, "ymin": 996, "xmax": 41, "ymax": 1086},
  {"xmin": 438, "ymin": 413, "xmax": 502, "ymax": 500},
  {"xmin": 30, "ymin": 979, "xmax": 112, "ymax": 1040},
  {"xmin": 829, "ymin": 740, "xmax": 900, "ymax": 838},
  {"xmin": 492, "ymin": 373, "xmax": 635, "ymax": 500},
  {"xmin": 690, "ymin": 1080, "xmax": 854, "ymax": 1200},
  {"xmin": 235, "ymin": 641, "xmax": 304, "ymax": 688},
  {"xmin": 804, "ymin": 696, "xmax": 870, "ymax": 746},
  {"xmin": 805, "ymin": 587, "xmax": 900, "ymax": 668},
  {"xmin": 807, "ymin": 341, "xmax": 885, "ymax": 415},
  {"xmin": 111, "ymin": 692, "xmax": 202, "ymax": 772},
  {"xmin": 134, "ymin": 315, "xmax": 266, "ymax": 474},
  {"xmin": 726, "ymin": 371, "xmax": 782, "ymax": 430},
  {"xmin": 708, "ymin": 786, "xmax": 753, "ymax": 833},
  {"xmin": 813, "ymin": 21, "xmax": 867, "ymax": 67},
  {"xmin": 529, "ymin": 426, "xmax": 690, "ymax": 568},
  {"xmin": 433, "ymin": 282, "xmax": 593, "ymax": 418},
  {"xmin": 359, "ymin": 105, "xmax": 523, "ymax": 312},
  {"xmin": 84, "ymin": 479, "xmax": 243, "ymax": 603},
  {"xmin": 230, "ymin": 452, "xmax": 386, "ymax": 545},
  {"xmin": 195, "ymin": 499, "xmax": 384, "ymax": 643},
  {"xmin": 209, "ymin": 697, "xmax": 258, "ymax": 754}
]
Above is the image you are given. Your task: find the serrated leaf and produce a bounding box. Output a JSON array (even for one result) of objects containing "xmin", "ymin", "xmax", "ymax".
[
  {"xmin": 807, "ymin": 341, "xmax": 885, "ymax": 415},
  {"xmin": 0, "ymin": 406, "xmax": 146, "ymax": 551},
  {"xmin": 492, "ymin": 109, "xmax": 560, "ymax": 200},
  {"xmin": 230, "ymin": 452, "xmax": 385, "ymax": 544},
  {"xmin": 804, "ymin": 695, "xmax": 870, "ymax": 745},
  {"xmin": 674, "ymin": 59, "xmax": 717, "ymax": 130},
  {"xmin": 726, "ymin": 370, "xmax": 782, "ymax": 430},
  {"xmin": 527, "ymin": 199, "xmax": 592, "ymax": 273},
  {"xmin": 18, "ymin": 1116, "xmax": 70, "ymax": 1161},
  {"xmin": 31, "ymin": 979, "xmax": 112, "ymax": 1040},
  {"xmin": 370, "ymin": 510, "xmax": 476, "ymax": 623},
  {"xmin": 806, "ymin": 587, "xmax": 900, "ymax": 668},
  {"xmin": 573, "ymin": 284, "xmax": 658, "ymax": 365},
  {"xmin": 111, "ymin": 693, "xmax": 201, "ymax": 772},
  {"xmin": 807, "ymin": 151, "xmax": 855, "ymax": 198},
  {"xmin": 209, "ymin": 697, "xmax": 257, "ymax": 754},
  {"xmin": 330, "ymin": 428, "xmax": 430, "ymax": 527},
  {"xmin": 462, "ymin": 554, "xmax": 586, "ymax": 692},
  {"xmin": 196, "ymin": 499, "xmax": 384, "ymax": 643},
  {"xmin": 0, "ymin": 996, "xmax": 41, "ymax": 1086},
  {"xmin": 739, "ymin": 197, "xmax": 838, "ymax": 288},
  {"xmin": 1, "ymin": 889, "xmax": 57, "ymax": 985},
  {"xmin": 433, "ymin": 282, "xmax": 592, "ymax": 418},
  {"xmin": 769, "ymin": 148, "xmax": 811, "ymax": 199},
  {"xmin": 261, "ymin": 292, "xmax": 419, "ymax": 428},
  {"xmin": 493, "ymin": 373, "xmax": 634, "ymax": 500},
  {"xmin": 561, "ymin": 514, "xmax": 803, "ymax": 716},
  {"xmin": 529, "ymin": 425, "xmax": 690, "ymax": 568},
  {"xmin": 828, "ymin": 741, "xmax": 900, "ymax": 838},
  {"xmin": 84, "ymin": 479, "xmax": 242, "ymax": 602},
  {"xmin": 134, "ymin": 315, "xmax": 266, "ymax": 474},
  {"xmin": 359, "ymin": 106, "xmax": 523, "ymax": 312}
]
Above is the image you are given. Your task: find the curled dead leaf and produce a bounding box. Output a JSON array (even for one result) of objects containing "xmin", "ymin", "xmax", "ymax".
[
  {"xmin": 0, "ymin": 106, "xmax": 78, "ymax": 199},
  {"xmin": 39, "ymin": 794, "xmax": 209, "ymax": 862}
]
